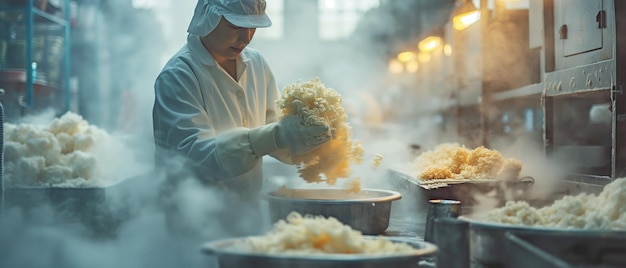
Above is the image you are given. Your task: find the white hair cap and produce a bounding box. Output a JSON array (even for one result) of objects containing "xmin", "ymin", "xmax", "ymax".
[{"xmin": 187, "ymin": 0, "xmax": 272, "ymax": 36}]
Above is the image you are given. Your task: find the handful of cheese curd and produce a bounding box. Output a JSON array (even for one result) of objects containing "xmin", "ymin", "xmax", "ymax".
[{"xmin": 276, "ymin": 78, "xmax": 363, "ymax": 185}]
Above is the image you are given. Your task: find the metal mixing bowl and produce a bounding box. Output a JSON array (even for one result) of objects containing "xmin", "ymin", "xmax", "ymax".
[
  {"xmin": 201, "ymin": 236, "xmax": 437, "ymax": 268},
  {"xmin": 265, "ymin": 188, "xmax": 402, "ymax": 235}
]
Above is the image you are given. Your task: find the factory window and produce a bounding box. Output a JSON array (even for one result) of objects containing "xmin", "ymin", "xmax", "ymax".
[
  {"xmin": 502, "ymin": 113, "xmax": 511, "ymax": 133},
  {"xmin": 132, "ymin": 0, "xmax": 159, "ymax": 8},
  {"xmin": 255, "ymin": 0, "xmax": 285, "ymax": 40},
  {"xmin": 318, "ymin": 0, "xmax": 380, "ymax": 41},
  {"xmin": 132, "ymin": 0, "xmax": 155, "ymax": 8},
  {"xmin": 524, "ymin": 108, "xmax": 534, "ymax": 131}
]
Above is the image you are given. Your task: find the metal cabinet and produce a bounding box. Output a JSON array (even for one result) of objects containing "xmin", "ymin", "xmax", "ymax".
[
  {"xmin": 545, "ymin": 0, "xmax": 614, "ymax": 96},
  {"xmin": 541, "ymin": 0, "xmax": 626, "ymax": 182},
  {"xmin": 554, "ymin": 0, "xmax": 611, "ymax": 70}
]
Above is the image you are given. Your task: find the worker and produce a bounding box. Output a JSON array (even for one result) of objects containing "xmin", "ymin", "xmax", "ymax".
[{"xmin": 152, "ymin": 0, "xmax": 330, "ymax": 236}]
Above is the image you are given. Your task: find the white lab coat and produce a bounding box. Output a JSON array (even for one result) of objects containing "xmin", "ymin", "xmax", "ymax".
[{"xmin": 153, "ymin": 34, "xmax": 287, "ymax": 195}]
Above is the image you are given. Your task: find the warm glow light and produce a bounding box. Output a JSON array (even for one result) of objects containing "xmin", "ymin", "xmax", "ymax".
[
  {"xmin": 453, "ymin": 10, "xmax": 480, "ymax": 31},
  {"xmin": 418, "ymin": 36, "xmax": 442, "ymax": 53},
  {"xmin": 406, "ymin": 60, "xmax": 419, "ymax": 73},
  {"xmin": 417, "ymin": 52, "xmax": 431, "ymax": 63},
  {"xmin": 502, "ymin": 0, "xmax": 530, "ymax": 10},
  {"xmin": 443, "ymin": 44, "xmax": 452, "ymax": 56},
  {"xmin": 388, "ymin": 59, "xmax": 404, "ymax": 74},
  {"xmin": 396, "ymin": 51, "xmax": 416, "ymax": 63}
]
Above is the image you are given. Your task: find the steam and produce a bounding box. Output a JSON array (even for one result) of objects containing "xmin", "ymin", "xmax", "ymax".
[
  {"xmin": 0, "ymin": 0, "xmax": 579, "ymax": 267},
  {"xmin": 0, "ymin": 170, "xmax": 272, "ymax": 268},
  {"xmin": 0, "ymin": 175, "xmax": 216, "ymax": 268}
]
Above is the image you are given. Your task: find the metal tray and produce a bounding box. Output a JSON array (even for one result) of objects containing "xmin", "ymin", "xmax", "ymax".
[
  {"xmin": 387, "ymin": 166, "xmax": 532, "ymax": 213},
  {"xmin": 4, "ymin": 174, "xmax": 148, "ymax": 237}
]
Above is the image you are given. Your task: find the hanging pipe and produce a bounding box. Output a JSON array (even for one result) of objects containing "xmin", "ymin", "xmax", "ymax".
[{"xmin": 0, "ymin": 90, "xmax": 4, "ymax": 217}]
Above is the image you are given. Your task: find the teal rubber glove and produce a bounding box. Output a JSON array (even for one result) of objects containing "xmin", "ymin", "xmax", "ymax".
[
  {"xmin": 275, "ymin": 115, "xmax": 331, "ymax": 155},
  {"xmin": 249, "ymin": 115, "xmax": 331, "ymax": 157}
]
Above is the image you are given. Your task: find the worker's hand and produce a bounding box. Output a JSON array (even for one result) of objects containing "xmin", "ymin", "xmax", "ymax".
[
  {"xmin": 248, "ymin": 115, "xmax": 331, "ymax": 157},
  {"xmin": 275, "ymin": 115, "xmax": 331, "ymax": 155}
]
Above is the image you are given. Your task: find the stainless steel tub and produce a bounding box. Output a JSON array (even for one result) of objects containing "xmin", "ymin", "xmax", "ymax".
[
  {"xmin": 201, "ymin": 236, "xmax": 437, "ymax": 268},
  {"xmin": 458, "ymin": 214, "xmax": 626, "ymax": 267},
  {"xmin": 265, "ymin": 188, "xmax": 402, "ymax": 235},
  {"xmin": 505, "ymin": 230, "xmax": 626, "ymax": 268}
]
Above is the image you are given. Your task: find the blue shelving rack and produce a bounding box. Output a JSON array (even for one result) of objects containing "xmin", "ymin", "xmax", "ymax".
[{"xmin": 0, "ymin": 0, "xmax": 71, "ymax": 116}]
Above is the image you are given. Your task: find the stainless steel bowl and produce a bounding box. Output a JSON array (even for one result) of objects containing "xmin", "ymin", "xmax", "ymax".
[
  {"xmin": 265, "ymin": 188, "xmax": 402, "ymax": 235},
  {"xmin": 201, "ymin": 236, "xmax": 437, "ymax": 268}
]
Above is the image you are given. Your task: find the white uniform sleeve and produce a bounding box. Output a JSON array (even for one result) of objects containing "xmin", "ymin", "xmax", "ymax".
[{"xmin": 153, "ymin": 66, "xmax": 270, "ymax": 182}]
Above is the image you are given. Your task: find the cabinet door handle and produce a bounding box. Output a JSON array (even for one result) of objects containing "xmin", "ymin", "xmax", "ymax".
[
  {"xmin": 559, "ymin": 24, "xmax": 568, "ymax": 39},
  {"xmin": 596, "ymin": 10, "xmax": 607, "ymax": 29}
]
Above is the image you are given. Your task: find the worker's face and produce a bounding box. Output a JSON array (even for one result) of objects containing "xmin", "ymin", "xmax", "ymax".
[{"xmin": 203, "ymin": 17, "xmax": 256, "ymax": 62}]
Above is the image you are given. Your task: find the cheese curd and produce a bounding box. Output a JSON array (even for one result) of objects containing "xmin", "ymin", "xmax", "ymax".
[
  {"xmin": 4, "ymin": 112, "xmax": 112, "ymax": 187},
  {"xmin": 372, "ymin": 154, "xmax": 384, "ymax": 168},
  {"xmin": 414, "ymin": 143, "xmax": 522, "ymax": 181},
  {"xmin": 344, "ymin": 178, "xmax": 362, "ymax": 193},
  {"xmin": 484, "ymin": 178, "xmax": 626, "ymax": 230},
  {"xmin": 238, "ymin": 212, "xmax": 415, "ymax": 254},
  {"xmin": 277, "ymin": 78, "xmax": 363, "ymax": 185}
]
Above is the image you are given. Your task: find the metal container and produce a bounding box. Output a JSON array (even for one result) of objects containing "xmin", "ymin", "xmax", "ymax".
[
  {"xmin": 3, "ymin": 173, "xmax": 150, "ymax": 237},
  {"xmin": 505, "ymin": 230, "xmax": 626, "ymax": 268},
  {"xmin": 433, "ymin": 218, "xmax": 469, "ymax": 268},
  {"xmin": 423, "ymin": 199, "xmax": 462, "ymax": 242},
  {"xmin": 458, "ymin": 214, "xmax": 626, "ymax": 267},
  {"xmin": 201, "ymin": 236, "xmax": 437, "ymax": 268},
  {"xmin": 388, "ymin": 166, "xmax": 534, "ymax": 213},
  {"xmin": 265, "ymin": 188, "xmax": 402, "ymax": 235},
  {"xmin": 0, "ymin": 99, "xmax": 4, "ymax": 216}
]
